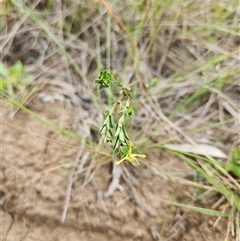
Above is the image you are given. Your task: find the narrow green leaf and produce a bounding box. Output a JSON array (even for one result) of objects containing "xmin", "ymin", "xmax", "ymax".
[
  {"xmin": 100, "ymin": 124, "xmax": 107, "ymax": 134},
  {"xmin": 113, "ymin": 136, "xmax": 120, "ymax": 150},
  {"xmin": 122, "ymin": 125, "xmax": 130, "ymax": 140},
  {"xmin": 109, "ymin": 115, "xmax": 114, "ymax": 128},
  {"xmin": 166, "ymin": 200, "xmax": 229, "ymax": 217},
  {"xmin": 119, "ymin": 130, "xmax": 125, "ymax": 141},
  {"xmin": 115, "ymin": 123, "xmax": 121, "ymax": 137}
]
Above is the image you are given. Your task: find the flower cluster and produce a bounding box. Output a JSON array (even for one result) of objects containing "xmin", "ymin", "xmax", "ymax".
[{"xmin": 115, "ymin": 142, "xmax": 146, "ymax": 166}]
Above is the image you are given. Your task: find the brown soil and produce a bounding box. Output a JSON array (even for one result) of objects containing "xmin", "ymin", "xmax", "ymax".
[{"xmin": 1, "ymin": 98, "xmax": 232, "ymax": 241}]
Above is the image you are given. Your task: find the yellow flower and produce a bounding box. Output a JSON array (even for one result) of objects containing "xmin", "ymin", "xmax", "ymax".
[{"xmin": 115, "ymin": 142, "xmax": 146, "ymax": 166}]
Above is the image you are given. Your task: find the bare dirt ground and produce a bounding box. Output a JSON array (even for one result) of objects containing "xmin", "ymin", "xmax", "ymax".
[{"xmin": 1, "ymin": 97, "xmax": 232, "ymax": 241}]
